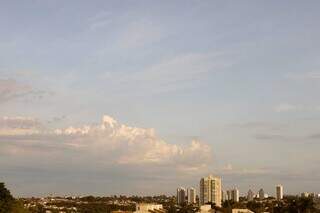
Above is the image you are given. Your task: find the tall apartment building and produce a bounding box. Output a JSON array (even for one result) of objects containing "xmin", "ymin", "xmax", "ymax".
[
  {"xmin": 276, "ymin": 185, "xmax": 283, "ymax": 200},
  {"xmin": 200, "ymin": 175, "xmax": 222, "ymax": 207},
  {"xmin": 222, "ymin": 190, "xmax": 226, "ymax": 202},
  {"xmin": 230, "ymin": 189, "xmax": 239, "ymax": 202},
  {"xmin": 227, "ymin": 190, "xmax": 231, "ymax": 201},
  {"xmin": 247, "ymin": 189, "xmax": 254, "ymax": 201},
  {"xmin": 177, "ymin": 187, "xmax": 186, "ymax": 205},
  {"xmin": 258, "ymin": 189, "xmax": 265, "ymax": 200},
  {"xmin": 187, "ymin": 187, "xmax": 196, "ymax": 204}
]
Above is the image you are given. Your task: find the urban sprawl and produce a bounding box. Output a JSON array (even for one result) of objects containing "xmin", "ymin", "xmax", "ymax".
[{"xmin": 5, "ymin": 174, "xmax": 318, "ymax": 213}]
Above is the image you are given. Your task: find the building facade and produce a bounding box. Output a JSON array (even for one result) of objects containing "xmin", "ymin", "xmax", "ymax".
[
  {"xmin": 258, "ymin": 189, "xmax": 265, "ymax": 200},
  {"xmin": 200, "ymin": 175, "xmax": 222, "ymax": 207},
  {"xmin": 177, "ymin": 187, "xmax": 186, "ymax": 205},
  {"xmin": 134, "ymin": 203, "xmax": 164, "ymax": 213},
  {"xmin": 247, "ymin": 189, "xmax": 254, "ymax": 201},
  {"xmin": 276, "ymin": 185, "xmax": 283, "ymax": 200},
  {"xmin": 187, "ymin": 187, "xmax": 196, "ymax": 204},
  {"xmin": 230, "ymin": 189, "xmax": 239, "ymax": 202}
]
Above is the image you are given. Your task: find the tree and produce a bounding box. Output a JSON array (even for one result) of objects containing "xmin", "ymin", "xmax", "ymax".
[
  {"xmin": 0, "ymin": 182, "xmax": 29, "ymax": 213},
  {"xmin": 0, "ymin": 182, "xmax": 15, "ymax": 212}
]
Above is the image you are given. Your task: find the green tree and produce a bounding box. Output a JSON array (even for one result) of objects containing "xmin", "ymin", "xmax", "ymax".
[
  {"xmin": 0, "ymin": 182, "xmax": 15, "ymax": 212},
  {"xmin": 0, "ymin": 182, "xmax": 29, "ymax": 213}
]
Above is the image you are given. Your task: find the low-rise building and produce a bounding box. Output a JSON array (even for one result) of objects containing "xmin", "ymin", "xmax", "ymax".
[
  {"xmin": 232, "ymin": 209, "xmax": 254, "ymax": 213},
  {"xmin": 134, "ymin": 203, "xmax": 165, "ymax": 213}
]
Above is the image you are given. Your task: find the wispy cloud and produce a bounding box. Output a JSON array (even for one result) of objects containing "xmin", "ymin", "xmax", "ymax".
[
  {"xmin": 87, "ymin": 10, "xmax": 113, "ymax": 31},
  {"xmin": 286, "ymin": 71, "xmax": 320, "ymax": 80},
  {"xmin": 104, "ymin": 51, "xmax": 231, "ymax": 95},
  {"xmin": 218, "ymin": 163, "xmax": 269, "ymax": 176},
  {"xmin": 115, "ymin": 20, "xmax": 164, "ymax": 49},
  {"xmin": 0, "ymin": 79, "xmax": 50, "ymax": 103},
  {"xmin": 273, "ymin": 103, "xmax": 320, "ymax": 112},
  {"xmin": 254, "ymin": 133, "xmax": 287, "ymax": 141}
]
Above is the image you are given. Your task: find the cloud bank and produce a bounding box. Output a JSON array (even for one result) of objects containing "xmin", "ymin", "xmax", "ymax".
[{"xmin": 0, "ymin": 115, "xmax": 213, "ymax": 195}]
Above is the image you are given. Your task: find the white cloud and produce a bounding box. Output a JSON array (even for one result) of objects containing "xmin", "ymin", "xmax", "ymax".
[
  {"xmin": 106, "ymin": 52, "xmax": 230, "ymax": 94},
  {"xmin": 274, "ymin": 103, "xmax": 320, "ymax": 113},
  {"xmin": 115, "ymin": 20, "xmax": 164, "ymax": 49},
  {"xmin": 88, "ymin": 11, "xmax": 113, "ymax": 31},
  {"xmin": 274, "ymin": 103, "xmax": 299, "ymax": 112},
  {"xmin": 286, "ymin": 71, "xmax": 320, "ymax": 80},
  {"xmin": 0, "ymin": 115, "xmax": 213, "ymax": 171},
  {"xmin": 219, "ymin": 163, "xmax": 268, "ymax": 176}
]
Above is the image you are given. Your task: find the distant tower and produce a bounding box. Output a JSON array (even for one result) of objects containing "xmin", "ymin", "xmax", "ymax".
[
  {"xmin": 276, "ymin": 185, "xmax": 283, "ymax": 200},
  {"xmin": 200, "ymin": 175, "xmax": 222, "ymax": 207},
  {"xmin": 221, "ymin": 190, "xmax": 227, "ymax": 202},
  {"xmin": 177, "ymin": 187, "xmax": 186, "ymax": 205},
  {"xmin": 258, "ymin": 189, "xmax": 265, "ymax": 200},
  {"xmin": 227, "ymin": 190, "xmax": 231, "ymax": 200},
  {"xmin": 187, "ymin": 187, "xmax": 196, "ymax": 204},
  {"xmin": 230, "ymin": 189, "xmax": 239, "ymax": 202},
  {"xmin": 247, "ymin": 189, "xmax": 254, "ymax": 201}
]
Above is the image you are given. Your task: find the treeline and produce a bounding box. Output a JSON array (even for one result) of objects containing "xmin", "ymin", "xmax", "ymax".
[{"xmin": 220, "ymin": 196, "xmax": 320, "ymax": 213}]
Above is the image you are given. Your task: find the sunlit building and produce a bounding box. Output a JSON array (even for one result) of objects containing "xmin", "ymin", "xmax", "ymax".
[
  {"xmin": 177, "ymin": 187, "xmax": 186, "ymax": 205},
  {"xmin": 187, "ymin": 187, "xmax": 196, "ymax": 204},
  {"xmin": 276, "ymin": 185, "xmax": 283, "ymax": 200},
  {"xmin": 200, "ymin": 175, "xmax": 222, "ymax": 207},
  {"xmin": 230, "ymin": 189, "xmax": 239, "ymax": 202},
  {"xmin": 134, "ymin": 203, "xmax": 164, "ymax": 213}
]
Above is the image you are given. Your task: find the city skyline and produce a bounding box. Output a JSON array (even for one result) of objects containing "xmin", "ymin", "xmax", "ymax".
[{"xmin": 1, "ymin": 0, "xmax": 320, "ymax": 197}]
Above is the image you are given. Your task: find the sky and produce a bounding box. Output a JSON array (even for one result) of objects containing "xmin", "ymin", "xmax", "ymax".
[{"xmin": 1, "ymin": 0, "xmax": 320, "ymax": 197}]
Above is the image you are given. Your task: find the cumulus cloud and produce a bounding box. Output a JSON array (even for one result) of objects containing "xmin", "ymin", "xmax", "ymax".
[{"xmin": 0, "ymin": 115, "xmax": 212, "ymax": 171}]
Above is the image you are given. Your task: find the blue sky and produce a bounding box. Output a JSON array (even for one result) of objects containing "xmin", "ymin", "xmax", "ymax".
[{"xmin": 1, "ymin": 0, "xmax": 320, "ymax": 197}]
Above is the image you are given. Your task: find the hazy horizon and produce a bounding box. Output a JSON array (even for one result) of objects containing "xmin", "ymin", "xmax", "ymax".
[{"xmin": 1, "ymin": 0, "xmax": 320, "ymax": 197}]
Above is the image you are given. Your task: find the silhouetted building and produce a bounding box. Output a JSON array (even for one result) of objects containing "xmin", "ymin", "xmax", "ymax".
[
  {"xmin": 258, "ymin": 189, "xmax": 265, "ymax": 200},
  {"xmin": 247, "ymin": 189, "xmax": 254, "ymax": 201}
]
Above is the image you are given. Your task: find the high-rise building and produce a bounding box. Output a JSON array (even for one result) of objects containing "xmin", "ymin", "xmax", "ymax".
[
  {"xmin": 222, "ymin": 190, "xmax": 227, "ymax": 202},
  {"xmin": 177, "ymin": 187, "xmax": 186, "ymax": 205},
  {"xmin": 187, "ymin": 187, "xmax": 196, "ymax": 204},
  {"xmin": 247, "ymin": 189, "xmax": 254, "ymax": 201},
  {"xmin": 230, "ymin": 189, "xmax": 239, "ymax": 202},
  {"xmin": 276, "ymin": 185, "xmax": 283, "ymax": 200},
  {"xmin": 301, "ymin": 192, "xmax": 309, "ymax": 198},
  {"xmin": 258, "ymin": 189, "xmax": 265, "ymax": 200},
  {"xmin": 200, "ymin": 175, "xmax": 222, "ymax": 207},
  {"xmin": 227, "ymin": 190, "xmax": 231, "ymax": 201}
]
